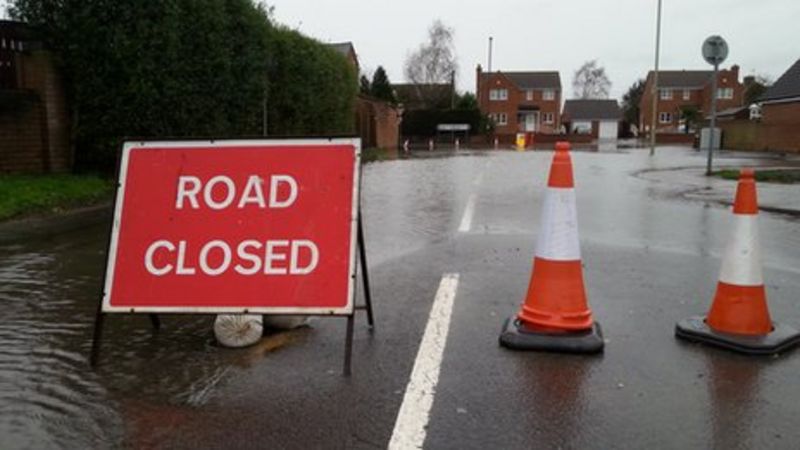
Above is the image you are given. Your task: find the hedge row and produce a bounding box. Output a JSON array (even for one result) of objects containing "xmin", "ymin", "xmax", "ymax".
[{"xmin": 11, "ymin": 0, "xmax": 356, "ymax": 172}]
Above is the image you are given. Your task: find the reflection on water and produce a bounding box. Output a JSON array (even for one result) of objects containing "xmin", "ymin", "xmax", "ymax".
[
  {"xmin": 0, "ymin": 222, "xmax": 290, "ymax": 447},
  {"xmin": 515, "ymin": 355, "xmax": 595, "ymax": 449},
  {"xmin": 705, "ymin": 354, "xmax": 762, "ymax": 450}
]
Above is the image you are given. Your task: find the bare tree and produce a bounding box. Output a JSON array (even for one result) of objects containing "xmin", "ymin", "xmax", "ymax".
[
  {"xmin": 403, "ymin": 19, "xmax": 457, "ymax": 108},
  {"xmin": 572, "ymin": 60, "xmax": 612, "ymax": 99}
]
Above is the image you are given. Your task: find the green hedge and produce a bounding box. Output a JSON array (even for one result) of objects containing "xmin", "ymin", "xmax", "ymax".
[{"xmin": 11, "ymin": 0, "xmax": 356, "ymax": 172}]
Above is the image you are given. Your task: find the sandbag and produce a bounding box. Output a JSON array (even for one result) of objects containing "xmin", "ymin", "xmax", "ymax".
[{"xmin": 213, "ymin": 314, "xmax": 263, "ymax": 348}]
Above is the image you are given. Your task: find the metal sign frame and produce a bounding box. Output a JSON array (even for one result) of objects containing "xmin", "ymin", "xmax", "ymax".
[{"xmin": 89, "ymin": 137, "xmax": 375, "ymax": 376}]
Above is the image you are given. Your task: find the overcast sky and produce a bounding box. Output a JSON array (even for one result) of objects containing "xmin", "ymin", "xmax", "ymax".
[
  {"xmin": 266, "ymin": 0, "xmax": 798, "ymax": 100},
  {"xmin": 3, "ymin": 1, "xmax": 796, "ymax": 100}
]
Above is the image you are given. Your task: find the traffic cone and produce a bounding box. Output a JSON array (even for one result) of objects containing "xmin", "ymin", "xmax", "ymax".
[
  {"xmin": 676, "ymin": 169, "xmax": 800, "ymax": 354},
  {"xmin": 500, "ymin": 141, "xmax": 603, "ymax": 353}
]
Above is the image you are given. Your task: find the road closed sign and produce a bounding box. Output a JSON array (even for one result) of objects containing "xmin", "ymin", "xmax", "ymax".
[{"xmin": 101, "ymin": 138, "xmax": 361, "ymax": 314}]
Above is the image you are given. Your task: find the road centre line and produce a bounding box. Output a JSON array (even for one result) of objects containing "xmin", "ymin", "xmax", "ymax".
[
  {"xmin": 457, "ymin": 194, "xmax": 476, "ymax": 233},
  {"xmin": 458, "ymin": 168, "xmax": 487, "ymax": 233},
  {"xmin": 388, "ymin": 273, "xmax": 460, "ymax": 450}
]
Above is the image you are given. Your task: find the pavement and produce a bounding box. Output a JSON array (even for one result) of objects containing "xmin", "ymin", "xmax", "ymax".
[
  {"xmin": 2, "ymin": 145, "xmax": 800, "ymax": 449},
  {"xmin": 635, "ymin": 150, "xmax": 800, "ymax": 215}
]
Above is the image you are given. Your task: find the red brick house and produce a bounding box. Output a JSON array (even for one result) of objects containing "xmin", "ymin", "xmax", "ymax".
[
  {"xmin": 639, "ymin": 65, "xmax": 744, "ymax": 134},
  {"xmin": 757, "ymin": 58, "xmax": 800, "ymax": 131},
  {"xmin": 476, "ymin": 65, "xmax": 561, "ymax": 140},
  {"xmin": 718, "ymin": 58, "xmax": 800, "ymax": 153}
]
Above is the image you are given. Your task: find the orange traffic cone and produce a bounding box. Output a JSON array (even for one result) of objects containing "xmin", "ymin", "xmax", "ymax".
[
  {"xmin": 500, "ymin": 142, "xmax": 603, "ymax": 353},
  {"xmin": 676, "ymin": 169, "xmax": 800, "ymax": 354}
]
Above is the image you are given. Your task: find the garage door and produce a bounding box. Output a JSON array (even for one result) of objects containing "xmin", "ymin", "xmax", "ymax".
[{"xmin": 598, "ymin": 121, "xmax": 618, "ymax": 140}]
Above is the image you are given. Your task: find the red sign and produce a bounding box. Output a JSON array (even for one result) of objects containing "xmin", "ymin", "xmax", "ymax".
[{"xmin": 102, "ymin": 139, "xmax": 360, "ymax": 314}]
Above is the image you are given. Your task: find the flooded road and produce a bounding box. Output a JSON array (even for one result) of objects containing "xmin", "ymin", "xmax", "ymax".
[{"xmin": 2, "ymin": 146, "xmax": 800, "ymax": 448}]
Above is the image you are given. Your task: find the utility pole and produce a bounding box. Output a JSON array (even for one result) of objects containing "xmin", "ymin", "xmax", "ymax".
[
  {"xmin": 650, "ymin": 0, "xmax": 662, "ymax": 156},
  {"xmin": 450, "ymin": 70, "xmax": 456, "ymax": 109}
]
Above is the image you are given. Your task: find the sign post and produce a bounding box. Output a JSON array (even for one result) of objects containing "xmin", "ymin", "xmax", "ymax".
[
  {"xmin": 90, "ymin": 138, "xmax": 373, "ymax": 375},
  {"xmin": 702, "ymin": 35, "xmax": 729, "ymax": 175}
]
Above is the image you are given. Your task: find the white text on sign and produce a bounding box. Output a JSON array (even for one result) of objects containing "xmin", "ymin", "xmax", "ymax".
[{"xmin": 142, "ymin": 174, "xmax": 319, "ymax": 276}]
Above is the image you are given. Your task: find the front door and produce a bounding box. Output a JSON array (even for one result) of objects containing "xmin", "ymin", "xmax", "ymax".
[{"xmin": 524, "ymin": 113, "xmax": 538, "ymax": 132}]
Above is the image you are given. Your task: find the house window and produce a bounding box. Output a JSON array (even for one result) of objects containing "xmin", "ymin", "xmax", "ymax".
[
  {"xmin": 717, "ymin": 87, "xmax": 734, "ymax": 99},
  {"xmin": 542, "ymin": 112, "xmax": 554, "ymax": 124},
  {"xmin": 543, "ymin": 89, "xmax": 555, "ymax": 101},
  {"xmin": 683, "ymin": 89, "xmax": 691, "ymax": 100},
  {"xmin": 660, "ymin": 89, "xmax": 672, "ymax": 100},
  {"xmin": 496, "ymin": 113, "xmax": 508, "ymax": 125},
  {"xmin": 659, "ymin": 112, "xmax": 672, "ymax": 123},
  {"xmin": 526, "ymin": 90, "xmax": 533, "ymax": 101},
  {"xmin": 489, "ymin": 89, "xmax": 508, "ymax": 101}
]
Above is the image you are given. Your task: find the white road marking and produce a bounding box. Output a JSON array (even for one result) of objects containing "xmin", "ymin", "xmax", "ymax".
[
  {"xmin": 388, "ymin": 273, "xmax": 460, "ymax": 450},
  {"xmin": 457, "ymin": 193, "xmax": 477, "ymax": 233},
  {"xmin": 458, "ymin": 168, "xmax": 486, "ymax": 233}
]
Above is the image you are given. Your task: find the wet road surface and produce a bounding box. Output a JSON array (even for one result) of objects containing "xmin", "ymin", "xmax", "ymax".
[{"xmin": 1, "ymin": 146, "xmax": 800, "ymax": 449}]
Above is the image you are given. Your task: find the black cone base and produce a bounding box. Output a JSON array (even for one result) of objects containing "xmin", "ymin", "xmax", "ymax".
[
  {"xmin": 675, "ymin": 316, "xmax": 800, "ymax": 355},
  {"xmin": 499, "ymin": 318, "xmax": 604, "ymax": 354}
]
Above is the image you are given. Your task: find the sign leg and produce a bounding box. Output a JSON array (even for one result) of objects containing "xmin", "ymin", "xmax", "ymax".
[
  {"xmin": 89, "ymin": 312, "xmax": 105, "ymax": 367},
  {"xmin": 343, "ymin": 314, "xmax": 355, "ymax": 376},
  {"xmin": 358, "ymin": 214, "xmax": 375, "ymax": 330},
  {"xmin": 149, "ymin": 314, "xmax": 161, "ymax": 331}
]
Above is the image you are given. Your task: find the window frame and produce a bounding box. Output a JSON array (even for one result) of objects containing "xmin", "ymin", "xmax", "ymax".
[
  {"xmin": 660, "ymin": 88, "xmax": 673, "ymax": 100},
  {"xmin": 496, "ymin": 112, "xmax": 508, "ymax": 125},
  {"xmin": 543, "ymin": 89, "xmax": 555, "ymax": 101},
  {"xmin": 658, "ymin": 112, "xmax": 672, "ymax": 124}
]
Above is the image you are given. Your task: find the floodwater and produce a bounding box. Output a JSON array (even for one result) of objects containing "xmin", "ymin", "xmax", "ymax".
[{"xmin": 1, "ymin": 145, "xmax": 800, "ymax": 448}]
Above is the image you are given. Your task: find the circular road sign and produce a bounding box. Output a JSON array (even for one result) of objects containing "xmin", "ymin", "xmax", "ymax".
[{"xmin": 702, "ymin": 35, "xmax": 728, "ymax": 66}]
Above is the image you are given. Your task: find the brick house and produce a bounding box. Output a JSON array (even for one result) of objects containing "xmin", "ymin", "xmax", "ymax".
[
  {"xmin": 639, "ymin": 65, "xmax": 744, "ymax": 134},
  {"xmin": 476, "ymin": 65, "xmax": 561, "ymax": 139},
  {"xmin": 717, "ymin": 58, "xmax": 800, "ymax": 153},
  {"xmin": 1, "ymin": 20, "xmax": 71, "ymax": 173},
  {"xmin": 757, "ymin": 59, "xmax": 800, "ymax": 142}
]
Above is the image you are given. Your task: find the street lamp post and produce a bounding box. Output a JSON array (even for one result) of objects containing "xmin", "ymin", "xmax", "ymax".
[{"xmin": 650, "ymin": 0, "xmax": 662, "ymax": 156}]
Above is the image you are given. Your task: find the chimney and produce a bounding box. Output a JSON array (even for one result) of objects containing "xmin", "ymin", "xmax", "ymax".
[
  {"xmin": 731, "ymin": 64, "xmax": 740, "ymax": 81},
  {"xmin": 743, "ymin": 75, "xmax": 755, "ymax": 88}
]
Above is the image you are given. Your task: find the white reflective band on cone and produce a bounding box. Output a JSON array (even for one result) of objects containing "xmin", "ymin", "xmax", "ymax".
[
  {"xmin": 214, "ymin": 314, "xmax": 263, "ymax": 348},
  {"xmin": 535, "ymin": 187, "xmax": 581, "ymax": 261},
  {"xmin": 719, "ymin": 215, "xmax": 763, "ymax": 286}
]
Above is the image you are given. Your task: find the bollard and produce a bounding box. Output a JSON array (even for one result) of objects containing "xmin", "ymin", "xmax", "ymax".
[
  {"xmin": 428, "ymin": 139, "xmax": 434, "ymax": 152},
  {"xmin": 403, "ymin": 139, "xmax": 410, "ymax": 154},
  {"xmin": 455, "ymin": 138, "xmax": 460, "ymax": 151},
  {"xmin": 494, "ymin": 137, "xmax": 499, "ymax": 150}
]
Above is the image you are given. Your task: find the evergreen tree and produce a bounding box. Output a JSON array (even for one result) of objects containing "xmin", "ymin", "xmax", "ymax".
[
  {"xmin": 370, "ymin": 66, "xmax": 395, "ymax": 103},
  {"xmin": 359, "ymin": 74, "xmax": 371, "ymax": 95}
]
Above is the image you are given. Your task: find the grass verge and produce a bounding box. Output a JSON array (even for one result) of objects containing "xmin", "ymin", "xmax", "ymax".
[
  {"xmin": 0, "ymin": 174, "xmax": 113, "ymax": 221},
  {"xmin": 713, "ymin": 169, "xmax": 800, "ymax": 184},
  {"xmin": 361, "ymin": 147, "xmax": 398, "ymax": 163}
]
